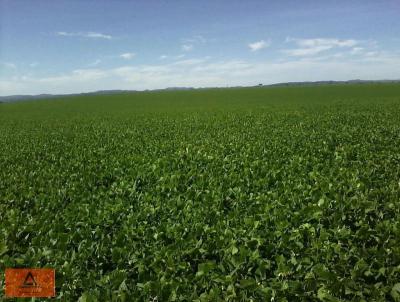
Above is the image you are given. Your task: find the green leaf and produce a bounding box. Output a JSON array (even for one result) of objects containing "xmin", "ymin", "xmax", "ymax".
[
  {"xmin": 231, "ymin": 246, "xmax": 239, "ymax": 255},
  {"xmin": 196, "ymin": 261, "xmax": 216, "ymax": 277},
  {"xmin": 317, "ymin": 287, "xmax": 341, "ymax": 302},
  {"xmin": 78, "ymin": 292, "xmax": 97, "ymax": 302},
  {"xmin": 391, "ymin": 283, "xmax": 400, "ymax": 301},
  {"xmin": 0, "ymin": 241, "xmax": 8, "ymax": 256},
  {"xmin": 239, "ymin": 279, "xmax": 256, "ymax": 289}
]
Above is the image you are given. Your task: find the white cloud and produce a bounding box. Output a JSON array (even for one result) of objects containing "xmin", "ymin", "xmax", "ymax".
[
  {"xmin": 283, "ymin": 45, "xmax": 334, "ymax": 56},
  {"xmin": 36, "ymin": 69, "xmax": 106, "ymax": 84},
  {"xmin": 179, "ymin": 35, "xmax": 208, "ymax": 53},
  {"xmin": 248, "ymin": 40, "xmax": 270, "ymax": 52},
  {"xmin": 56, "ymin": 31, "xmax": 112, "ymax": 40},
  {"xmin": 1, "ymin": 62, "xmax": 16, "ymax": 69},
  {"xmin": 89, "ymin": 59, "xmax": 102, "ymax": 66},
  {"xmin": 172, "ymin": 58, "xmax": 210, "ymax": 66},
  {"xmin": 365, "ymin": 51, "xmax": 378, "ymax": 57},
  {"xmin": 56, "ymin": 31, "xmax": 70, "ymax": 36},
  {"xmin": 71, "ymin": 69, "xmax": 106, "ymax": 80},
  {"xmin": 350, "ymin": 47, "xmax": 364, "ymax": 55},
  {"xmin": 29, "ymin": 62, "xmax": 39, "ymax": 68},
  {"xmin": 293, "ymin": 38, "xmax": 358, "ymax": 48},
  {"xmin": 182, "ymin": 44, "xmax": 193, "ymax": 52},
  {"xmin": 182, "ymin": 35, "xmax": 207, "ymax": 44},
  {"xmin": 86, "ymin": 32, "xmax": 112, "ymax": 39},
  {"xmin": 284, "ymin": 38, "xmax": 359, "ymax": 57},
  {"xmin": 2, "ymin": 50, "xmax": 400, "ymax": 96},
  {"xmin": 159, "ymin": 54, "xmax": 186, "ymax": 60},
  {"xmin": 120, "ymin": 53, "xmax": 136, "ymax": 60}
]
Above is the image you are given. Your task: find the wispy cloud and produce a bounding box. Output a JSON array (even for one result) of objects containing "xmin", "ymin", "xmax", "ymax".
[
  {"xmin": 2, "ymin": 54, "xmax": 400, "ymax": 96},
  {"xmin": 248, "ymin": 40, "xmax": 270, "ymax": 52},
  {"xmin": 350, "ymin": 47, "xmax": 364, "ymax": 55},
  {"xmin": 292, "ymin": 38, "xmax": 358, "ymax": 48},
  {"xmin": 284, "ymin": 38, "xmax": 359, "ymax": 56},
  {"xmin": 172, "ymin": 57, "xmax": 211, "ymax": 66},
  {"xmin": 1, "ymin": 62, "xmax": 17, "ymax": 69},
  {"xmin": 29, "ymin": 62, "xmax": 39, "ymax": 68},
  {"xmin": 365, "ymin": 51, "xmax": 379, "ymax": 57},
  {"xmin": 120, "ymin": 53, "xmax": 136, "ymax": 60},
  {"xmin": 182, "ymin": 35, "xmax": 207, "ymax": 44},
  {"xmin": 2, "ymin": 42, "xmax": 400, "ymax": 96},
  {"xmin": 56, "ymin": 31, "xmax": 112, "ymax": 40},
  {"xmin": 284, "ymin": 45, "xmax": 332, "ymax": 56},
  {"xmin": 182, "ymin": 44, "xmax": 193, "ymax": 52},
  {"xmin": 159, "ymin": 54, "xmax": 186, "ymax": 60},
  {"xmin": 35, "ymin": 69, "xmax": 107, "ymax": 84},
  {"xmin": 179, "ymin": 35, "xmax": 208, "ymax": 53},
  {"xmin": 56, "ymin": 31, "xmax": 71, "ymax": 37},
  {"xmin": 86, "ymin": 32, "xmax": 112, "ymax": 39},
  {"xmin": 89, "ymin": 59, "xmax": 102, "ymax": 67}
]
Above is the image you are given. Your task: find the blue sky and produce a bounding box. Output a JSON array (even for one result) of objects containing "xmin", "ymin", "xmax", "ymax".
[{"xmin": 1, "ymin": 0, "xmax": 400, "ymax": 95}]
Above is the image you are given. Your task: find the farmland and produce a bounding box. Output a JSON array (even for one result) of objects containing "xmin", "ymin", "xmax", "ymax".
[{"xmin": 1, "ymin": 84, "xmax": 400, "ymax": 301}]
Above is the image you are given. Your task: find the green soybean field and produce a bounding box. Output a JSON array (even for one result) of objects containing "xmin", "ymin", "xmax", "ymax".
[{"xmin": 1, "ymin": 84, "xmax": 400, "ymax": 301}]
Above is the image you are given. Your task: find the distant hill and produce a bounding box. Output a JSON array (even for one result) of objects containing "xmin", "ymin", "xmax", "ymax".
[
  {"xmin": 264, "ymin": 79, "xmax": 400, "ymax": 87},
  {"xmin": 1, "ymin": 80, "xmax": 399, "ymax": 102},
  {"xmin": 0, "ymin": 94, "xmax": 55, "ymax": 102},
  {"xmin": 0, "ymin": 90, "xmax": 136, "ymax": 103}
]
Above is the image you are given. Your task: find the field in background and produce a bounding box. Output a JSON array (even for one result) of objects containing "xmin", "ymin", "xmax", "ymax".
[{"xmin": 1, "ymin": 84, "xmax": 400, "ymax": 301}]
